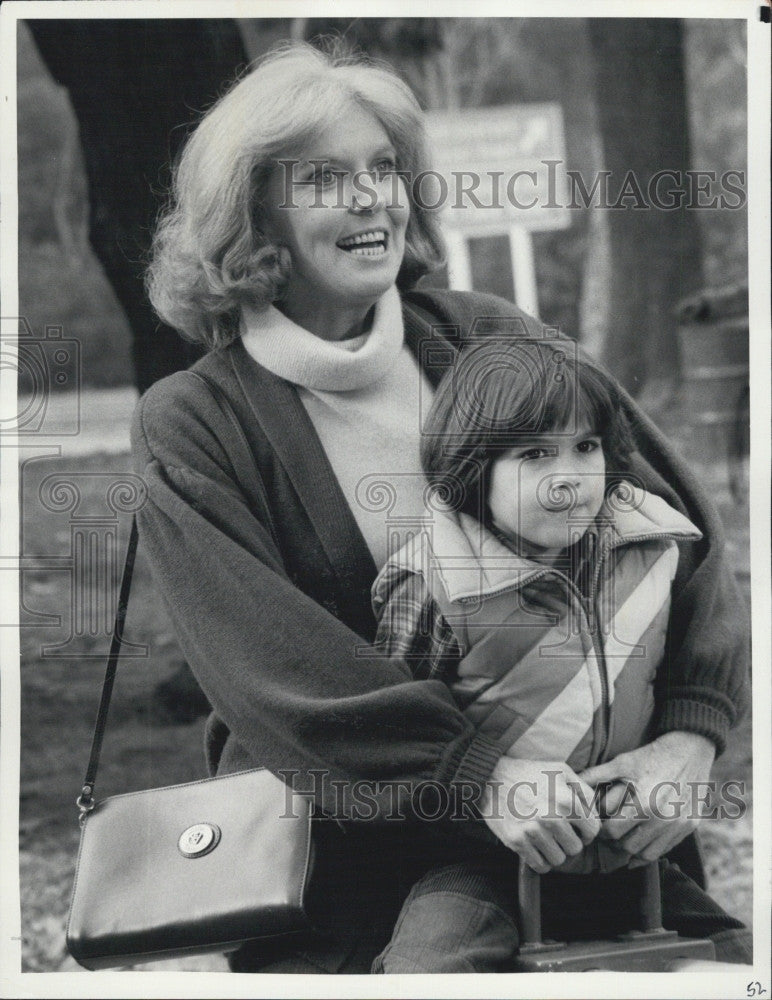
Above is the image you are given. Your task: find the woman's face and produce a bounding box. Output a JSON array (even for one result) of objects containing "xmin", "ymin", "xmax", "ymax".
[{"xmin": 262, "ymin": 103, "xmax": 410, "ymax": 333}]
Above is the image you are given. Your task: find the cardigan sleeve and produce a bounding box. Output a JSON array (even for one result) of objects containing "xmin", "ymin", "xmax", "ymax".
[
  {"xmin": 619, "ymin": 392, "xmax": 750, "ymax": 756},
  {"xmin": 131, "ymin": 373, "xmax": 502, "ymax": 821}
]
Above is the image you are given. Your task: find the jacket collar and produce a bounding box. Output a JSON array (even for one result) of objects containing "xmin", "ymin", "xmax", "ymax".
[
  {"xmin": 415, "ymin": 484, "xmax": 702, "ymax": 605},
  {"xmin": 603, "ymin": 483, "xmax": 702, "ymax": 546}
]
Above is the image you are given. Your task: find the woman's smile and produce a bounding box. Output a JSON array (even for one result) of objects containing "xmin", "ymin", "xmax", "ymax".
[{"xmin": 336, "ymin": 228, "xmax": 389, "ymax": 257}]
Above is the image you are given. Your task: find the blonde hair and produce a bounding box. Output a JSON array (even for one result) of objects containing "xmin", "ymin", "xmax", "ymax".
[{"xmin": 147, "ymin": 42, "xmax": 446, "ymax": 349}]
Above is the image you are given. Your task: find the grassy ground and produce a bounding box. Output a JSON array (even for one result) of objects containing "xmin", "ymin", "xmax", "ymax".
[{"xmin": 16, "ymin": 444, "xmax": 753, "ymax": 973}]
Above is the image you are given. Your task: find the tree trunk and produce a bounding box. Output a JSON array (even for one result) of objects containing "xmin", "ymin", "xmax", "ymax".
[
  {"xmin": 27, "ymin": 19, "xmax": 249, "ymax": 393},
  {"xmin": 587, "ymin": 19, "xmax": 702, "ymax": 401}
]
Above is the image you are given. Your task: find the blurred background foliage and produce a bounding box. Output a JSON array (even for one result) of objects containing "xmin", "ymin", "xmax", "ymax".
[{"xmin": 17, "ymin": 17, "xmax": 747, "ymax": 392}]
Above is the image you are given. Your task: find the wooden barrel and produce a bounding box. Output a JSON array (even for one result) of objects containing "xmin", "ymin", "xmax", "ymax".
[{"xmin": 677, "ymin": 294, "xmax": 749, "ymax": 459}]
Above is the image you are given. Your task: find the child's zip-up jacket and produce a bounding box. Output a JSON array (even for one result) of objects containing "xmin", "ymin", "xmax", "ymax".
[{"xmin": 374, "ymin": 484, "xmax": 703, "ymax": 872}]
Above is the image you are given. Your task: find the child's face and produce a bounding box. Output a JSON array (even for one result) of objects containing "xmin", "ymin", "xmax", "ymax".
[{"xmin": 487, "ymin": 423, "xmax": 606, "ymax": 559}]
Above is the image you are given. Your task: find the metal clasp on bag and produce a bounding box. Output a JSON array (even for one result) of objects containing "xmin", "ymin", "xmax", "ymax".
[
  {"xmin": 76, "ymin": 785, "xmax": 95, "ymax": 826},
  {"xmin": 178, "ymin": 823, "xmax": 221, "ymax": 858}
]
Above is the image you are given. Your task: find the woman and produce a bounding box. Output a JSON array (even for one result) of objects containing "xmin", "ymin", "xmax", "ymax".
[{"xmin": 133, "ymin": 43, "xmax": 751, "ymax": 972}]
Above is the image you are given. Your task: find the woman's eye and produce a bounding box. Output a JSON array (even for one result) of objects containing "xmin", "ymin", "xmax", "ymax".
[
  {"xmin": 520, "ymin": 448, "xmax": 547, "ymax": 461},
  {"xmin": 374, "ymin": 158, "xmax": 397, "ymax": 177},
  {"xmin": 577, "ymin": 438, "xmax": 601, "ymax": 453},
  {"xmin": 311, "ymin": 166, "xmax": 339, "ymax": 187}
]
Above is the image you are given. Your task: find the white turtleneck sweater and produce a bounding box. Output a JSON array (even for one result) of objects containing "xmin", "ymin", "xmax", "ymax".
[{"xmin": 241, "ymin": 286, "xmax": 433, "ymax": 569}]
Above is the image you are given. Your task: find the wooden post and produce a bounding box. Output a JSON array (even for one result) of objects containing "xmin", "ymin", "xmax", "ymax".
[
  {"xmin": 445, "ymin": 229, "xmax": 473, "ymax": 292},
  {"xmin": 445, "ymin": 225, "xmax": 540, "ymax": 319},
  {"xmin": 509, "ymin": 226, "xmax": 539, "ymax": 317}
]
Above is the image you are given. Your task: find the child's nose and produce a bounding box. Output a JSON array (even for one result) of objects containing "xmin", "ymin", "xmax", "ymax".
[
  {"xmin": 541, "ymin": 474, "xmax": 582, "ymax": 511},
  {"xmin": 552, "ymin": 470, "xmax": 582, "ymax": 489}
]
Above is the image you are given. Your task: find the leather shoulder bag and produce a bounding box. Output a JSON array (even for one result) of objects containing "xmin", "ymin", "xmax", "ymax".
[{"xmin": 66, "ymin": 372, "xmax": 315, "ymax": 970}]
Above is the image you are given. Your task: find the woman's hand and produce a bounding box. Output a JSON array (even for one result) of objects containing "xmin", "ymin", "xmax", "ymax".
[
  {"xmin": 480, "ymin": 757, "xmax": 602, "ymax": 874},
  {"xmin": 580, "ymin": 731, "xmax": 716, "ymax": 866}
]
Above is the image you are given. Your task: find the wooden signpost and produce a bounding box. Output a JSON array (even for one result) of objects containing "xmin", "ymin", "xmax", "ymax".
[{"xmin": 424, "ymin": 103, "xmax": 570, "ymax": 317}]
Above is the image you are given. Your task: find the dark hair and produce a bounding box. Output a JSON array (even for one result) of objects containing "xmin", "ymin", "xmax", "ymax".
[{"xmin": 420, "ymin": 337, "xmax": 636, "ymax": 522}]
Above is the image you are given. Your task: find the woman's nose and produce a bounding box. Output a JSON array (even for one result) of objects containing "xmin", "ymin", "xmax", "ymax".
[
  {"xmin": 350, "ymin": 192, "xmax": 374, "ymax": 214},
  {"xmin": 348, "ymin": 172, "xmax": 387, "ymax": 214}
]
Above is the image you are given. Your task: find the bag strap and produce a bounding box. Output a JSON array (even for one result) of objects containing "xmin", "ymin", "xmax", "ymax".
[
  {"xmin": 76, "ymin": 514, "xmax": 139, "ymax": 817},
  {"xmin": 77, "ymin": 369, "xmax": 275, "ymax": 817}
]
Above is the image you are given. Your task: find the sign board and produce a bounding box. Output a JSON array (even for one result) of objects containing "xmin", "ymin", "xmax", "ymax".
[
  {"xmin": 424, "ymin": 103, "xmax": 571, "ymax": 234},
  {"xmin": 424, "ymin": 103, "xmax": 571, "ymax": 313}
]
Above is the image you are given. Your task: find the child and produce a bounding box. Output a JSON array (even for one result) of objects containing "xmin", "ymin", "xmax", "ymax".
[{"xmin": 370, "ymin": 336, "xmax": 711, "ymax": 972}]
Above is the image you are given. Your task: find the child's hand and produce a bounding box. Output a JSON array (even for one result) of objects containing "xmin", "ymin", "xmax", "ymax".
[{"xmin": 480, "ymin": 757, "xmax": 602, "ymax": 874}]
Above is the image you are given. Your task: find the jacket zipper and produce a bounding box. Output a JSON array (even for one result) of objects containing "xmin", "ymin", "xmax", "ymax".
[
  {"xmin": 461, "ymin": 565, "xmax": 608, "ymax": 761},
  {"xmin": 548, "ymin": 569, "xmax": 609, "ymax": 767},
  {"xmin": 584, "ymin": 534, "xmax": 610, "ymax": 764},
  {"xmin": 457, "ymin": 528, "xmax": 692, "ymax": 765},
  {"xmin": 574, "ymin": 531, "xmax": 687, "ymax": 765},
  {"xmin": 575, "ymin": 529, "xmax": 691, "ymax": 765}
]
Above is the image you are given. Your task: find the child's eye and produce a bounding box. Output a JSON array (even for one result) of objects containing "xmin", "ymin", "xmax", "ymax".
[
  {"xmin": 577, "ymin": 438, "xmax": 601, "ymax": 454},
  {"xmin": 520, "ymin": 447, "xmax": 548, "ymax": 461}
]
